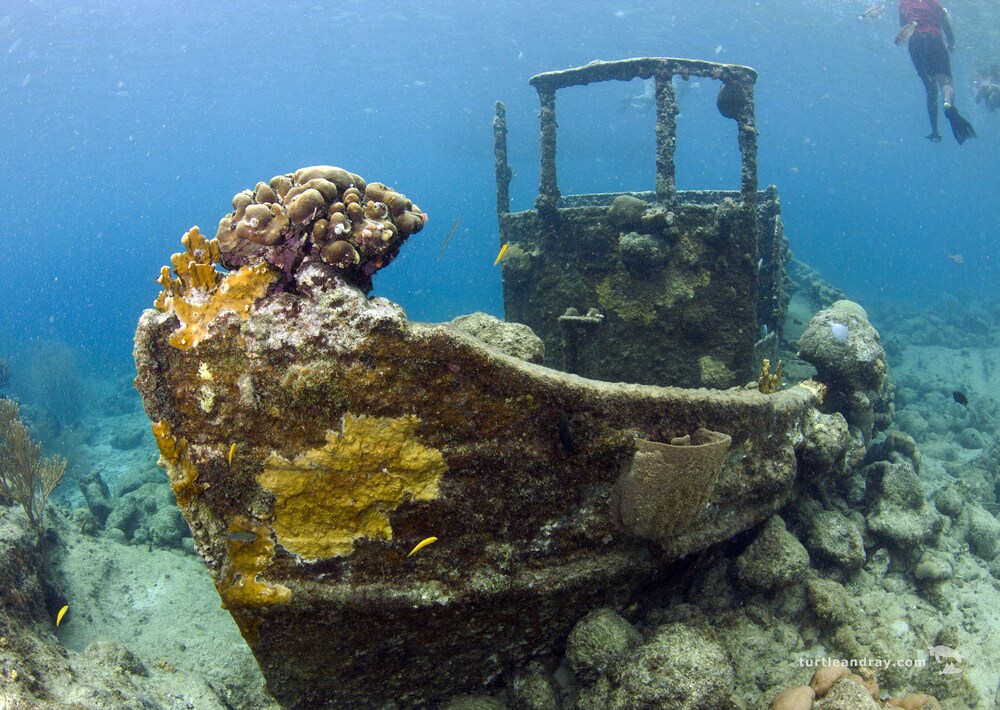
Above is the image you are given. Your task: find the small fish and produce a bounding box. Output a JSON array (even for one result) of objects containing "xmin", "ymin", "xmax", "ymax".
[
  {"xmin": 408, "ymin": 536, "xmax": 438, "ymax": 556},
  {"xmin": 493, "ymin": 243, "xmax": 509, "ymax": 266},
  {"xmin": 860, "ymin": 5, "xmax": 884, "ymax": 20},
  {"xmin": 895, "ymin": 21, "xmax": 916, "ymax": 46},
  {"xmin": 947, "ymin": 253, "xmax": 965, "ymax": 266},
  {"xmin": 56, "ymin": 605, "xmax": 69, "ymax": 627},
  {"xmin": 223, "ymin": 530, "xmax": 259, "ymax": 543},
  {"xmin": 830, "ymin": 322, "xmax": 849, "ymax": 344},
  {"xmin": 436, "ymin": 214, "xmax": 463, "ymax": 261},
  {"xmin": 793, "ymin": 318, "xmax": 804, "ymax": 325},
  {"xmin": 953, "ymin": 391, "xmax": 969, "ymax": 406},
  {"xmin": 227, "ymin": 443, "xmax": 236, "ymax": 466}
]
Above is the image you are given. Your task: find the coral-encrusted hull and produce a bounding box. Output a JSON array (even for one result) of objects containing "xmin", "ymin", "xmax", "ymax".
[{"xmin": 133, "ymin": 269, "xmax": 847, "ymax": 708}]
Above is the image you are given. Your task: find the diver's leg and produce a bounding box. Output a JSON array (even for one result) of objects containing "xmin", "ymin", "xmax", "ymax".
[
  {"xmin": 939, "ymin": 74, "xmax": 955, "ymax": 110},
  {"xmin": 922, "ymin": 74, "xmax": 941, "ymax": 141}
]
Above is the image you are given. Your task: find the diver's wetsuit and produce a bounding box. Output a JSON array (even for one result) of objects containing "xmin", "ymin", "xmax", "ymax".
[
  {"xmin": 897, "ymin": 0, "xmax": 975, "ymax": 142},
  {"xmin": 900, "ymin": 0, "xmax": 952, "ymax": 83},
  {"xmin": 898, "ymin": 0, "xmax": 957, "ymax": 141}
]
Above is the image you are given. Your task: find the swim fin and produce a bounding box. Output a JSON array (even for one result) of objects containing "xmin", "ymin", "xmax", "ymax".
[{"xmin": 944, "ymin": 105, "xmax": 977, "ymax": 144}]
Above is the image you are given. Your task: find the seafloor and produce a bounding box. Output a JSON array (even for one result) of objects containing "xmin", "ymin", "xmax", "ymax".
[{"xmin": 1, "ymin": 288, "xmax": 999, "ymax": 709}]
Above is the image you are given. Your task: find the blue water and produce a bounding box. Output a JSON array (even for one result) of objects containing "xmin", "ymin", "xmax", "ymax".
[{"xmin": 1, "ymin": 0, "xmax": 996, "ymax": 375}]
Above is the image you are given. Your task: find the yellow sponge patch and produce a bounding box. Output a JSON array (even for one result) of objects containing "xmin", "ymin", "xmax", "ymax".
[
  {"xmin": 151, "ymin": 419, "xmax": 201, "ymax": 507},
  {"xmin": 217, "ymin": 517, "xmax": 291, "ymax": 609},
  {"xmin": 258, "ymin": 414, "xmax": 447, "ymax": 561}
]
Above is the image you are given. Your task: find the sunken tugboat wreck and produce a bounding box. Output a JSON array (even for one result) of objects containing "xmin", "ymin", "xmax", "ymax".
[{"xmin": 134, "ymin": 60, "xmax": 877, "ymax": 708}]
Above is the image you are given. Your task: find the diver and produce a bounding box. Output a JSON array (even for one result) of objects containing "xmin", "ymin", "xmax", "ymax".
[{"xmin": 898, "ymin": 0, "xmax": 975, "ymax": 144}]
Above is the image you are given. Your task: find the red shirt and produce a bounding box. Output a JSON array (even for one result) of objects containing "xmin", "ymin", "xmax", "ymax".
[{"xmin": 899, "ymin": 0, "xmax": 946, "ymax": 36}]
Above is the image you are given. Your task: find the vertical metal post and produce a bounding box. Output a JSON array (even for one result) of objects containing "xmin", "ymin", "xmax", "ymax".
[
  {"xmin": 654, "ymin": 72, "xmax": 678, "ymax": 206},
  {"xmin": 737, "ymin": 90, "xmax": 758, "ymax": 206},
  {"xmin": 493, "ymin": 101, "xmax": 512, "ymax": 216},
  {"xmin": 535, "ymin": 87, "xmax": 560, "ymax": 217}
]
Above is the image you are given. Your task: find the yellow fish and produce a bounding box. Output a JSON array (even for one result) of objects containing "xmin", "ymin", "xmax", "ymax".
[
  {"xmin": 227, "ymin": 443, "xmax": 236, "ymax": 466},
  {"xmin": 56, "ymin": 605, "xmax": 69, "ymax": 627},
  {"xmin": 895, "ymin": 22, "xmax": 916, "ymax": 46},
  {"xmin": 493, "ymin": 243, "xmax": 509, "ymax": 266},
  {"xmin": 408, "ymin": 536, "xmax": 438, "ymax": 556}
]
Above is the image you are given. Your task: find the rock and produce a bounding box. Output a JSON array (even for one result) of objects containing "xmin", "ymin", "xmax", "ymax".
[
  {"xmin": 872, "ymin": 460, "xmax": 924, "ymax": 509},
  {"xmin": 104, "ymin": 482, "xmax": 189, "ymax": 550},
  {"xmin": 806, "ymin": 577, "xmax": 855, "ymax": 626},
  {"xmin": 957, "ymin": 427, "xmax": 984, "ymax": 450},
  {"xmin": 148, "ymin": 506, "xmax": 189, "ymax": 548},
  {"xmin": 914, "ymin": 550, "xmax": 952, "ymax": 582},
  {"xmin": 83, "ymin": 641, "xmax": 148, "ymax": 677},
  {"xmin": 798, "ymin": 303, "xmax": 892, "ymax": 442},
  {"xmin": 865, "ymin": 461, "xmax": 941, "ymax": 549},
  {"xmin": 105, "ymin": 497, "xmax": 141, "ymax": 540},
  {"xmin": 443, "ymin": 696, "xmax": 507, "ymax": 710},
  {"xmin": 449, "ymin": 312, "xmax": 545, "ymax": 364},
  {"xmin": 108, "ymin": 426, "xmax": 146, "ymax": 451},
  {"xmin": 507, "ymin": 663, "xmax": 558, "ymax": 710},
  {"xmin": 885, "ymin": 694, "xmax": 941, "ymax": 710},
  {"xmin": 770, "ymin": 684, "xmax": 816, "ymax": 710},
  {"xmin": 797, "ymin": 410, "xmax": 855, "ymax": 486},
  {"xmin": 809, "ymin": 665, "xmax": 852, "ymax": 696},
  {"xmin": 71, "ymin": 507, "xmax": 100, "ymax": 536},
  {"xmin": 806, "ymin": 510, "xmax": 866, "ymax": 571},
  {"xmin": 958, "ymin": 505, "xmax": 1000, "ymax": 561},
  {"xmin": 934, "ymin": 483, "xmax": 965, "ymax": 519},
  {"xmin": 77, "ymin": 470, "xmax": 112, "ymax": 525},
  {"xmin": 565, "ymin": 608, "xmax": 642, "ymax": 683},
  {"xmin": 736, "ymin": 516, "xmax": 809, "ymax": 591},
  {"xmin": 866, "ymin": 430, "xmax": 921, "ymax": 473},
  {"xmin": 816, "ymin": 675, "xmax": 881, "ymax": 708},
  {"xmin": 599, "ymin": 623, "xmax": 734, "ymax": 710}
]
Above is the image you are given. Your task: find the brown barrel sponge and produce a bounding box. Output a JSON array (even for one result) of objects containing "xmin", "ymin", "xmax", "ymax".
[{"xmin": 611, "ymin": 428, "xmax": 731, "ymax": 540}]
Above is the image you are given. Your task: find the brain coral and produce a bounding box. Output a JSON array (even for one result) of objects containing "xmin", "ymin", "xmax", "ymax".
[{"xmin": 214, "ymin": 165, "xmax": 426, "ymax": 293}]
